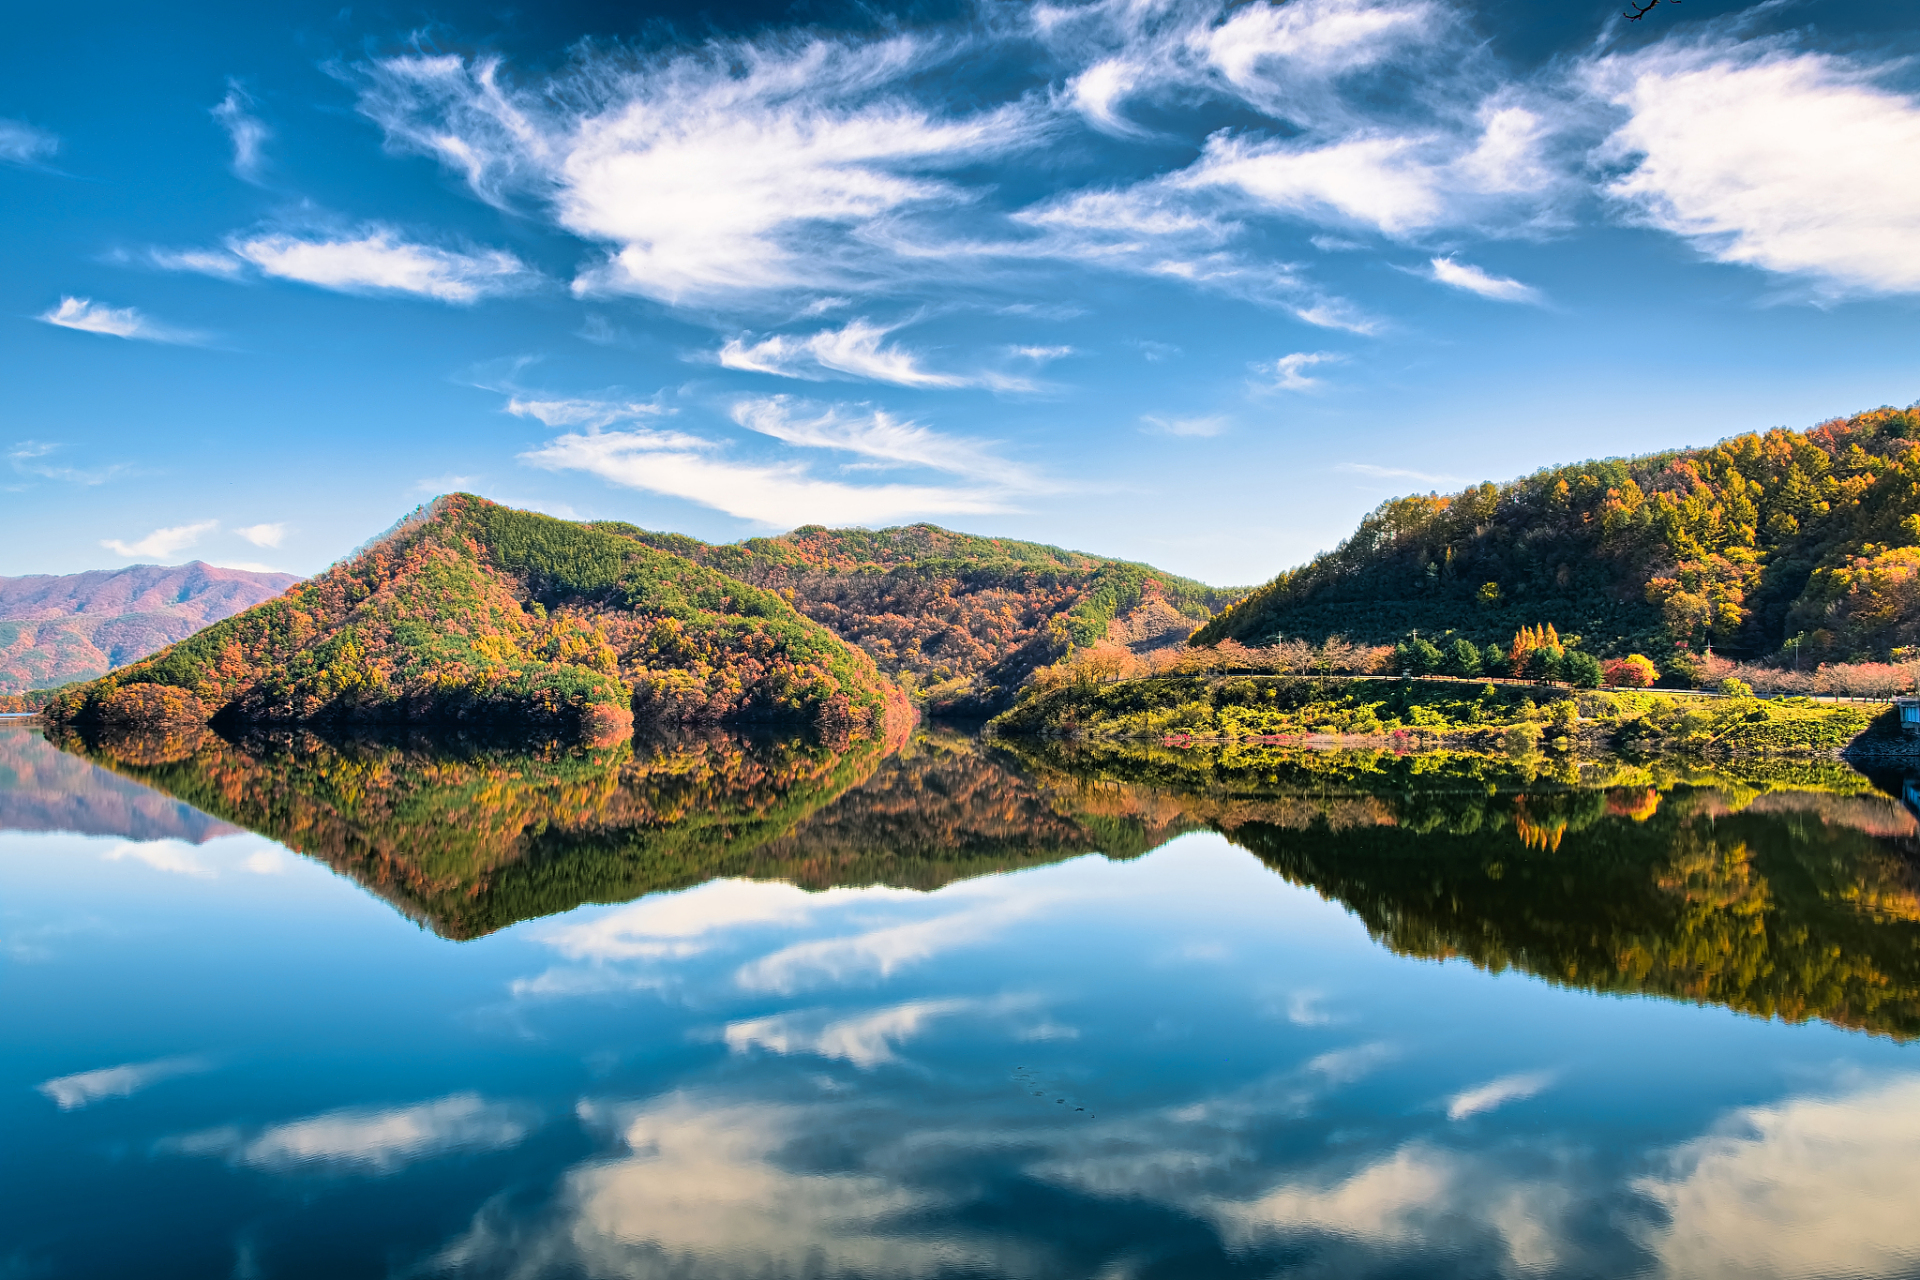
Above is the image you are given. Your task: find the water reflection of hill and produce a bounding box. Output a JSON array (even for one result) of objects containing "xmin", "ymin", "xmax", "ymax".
[
  {"xmin": 0, "ymin": 722, "xmax": 239, "ymax": 843},
  {"xmin": 39, "ymin": 721, "xmax": 1920, "ymax": 1037},
  {"xmin": 47, "ymin": 726, "xmax": 1193, "ymax": 940},
  {"xmin": 1005, "ymin": 739, "xmax": 1920, "ymax": 1040}
]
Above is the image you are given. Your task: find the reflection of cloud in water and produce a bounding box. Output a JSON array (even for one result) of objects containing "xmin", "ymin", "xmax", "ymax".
[
  {"xmin": 535, "ymin": 878, "xmax": 881, "ymax": 962},
  {"xmin": 733, "ymin": 891, "xmax": 1058, "ymax": 994},
  {"xmin": 432, "ymin": 1093, "xmax": 1020, "ymax": 1278},
  {"xmin": 100, "ymin": 833, "xmax": 297, "ymax": 880},
  {"xmin": 1211, "ymin": 1147, "xmax": 1575, "ymax": 1276},
  {"xmin": 1448, "ymin": 1072, "xmax": 1556, "ymax": 1121},
  {"xmin": 724, "ymin": 995, "xmax": 1045, "ymax": 1068},
  {"xmin": 104, "ymin": 840, "xmax": 215, "ymax": 878},
  {"xmin": 1638, "ymin": 1074, "xmax": 1920, "ymax": 1280},
  {"xmin": 38, "ymin": 1055, "xmax": 210, "ymax": 1109},
  {"xmin": 166, "ymin": 1093, "xmax": 534, "ymax": 1174}
]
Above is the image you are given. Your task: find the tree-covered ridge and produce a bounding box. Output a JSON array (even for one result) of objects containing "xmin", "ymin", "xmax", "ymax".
[
  {"xmin": 44, "ymin": 496, "xmax": 905, "ymax": 741},
  {"xmin": 1195, "ymin": 405, "xmax": 1920, "ymax": 666},
  {"xmin": 605, "ymin": 521, "xmax": 1245, "ymax": 714}
]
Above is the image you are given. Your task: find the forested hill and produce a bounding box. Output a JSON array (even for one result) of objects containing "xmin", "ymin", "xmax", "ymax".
[
  {"xmin": 1194, "ymin": 404, "xmax": 1920, "ymax": 664},
  {"xmin": 603, "ymin": 522, "xmax": 1245, "ymax": 713},
  {"xmin": 0, "ymin": 562, "xmax": 298, "ymax": 694},
  {"xmin": 46, "ymin": 496, "xmax": 904, "ymax": 743}
]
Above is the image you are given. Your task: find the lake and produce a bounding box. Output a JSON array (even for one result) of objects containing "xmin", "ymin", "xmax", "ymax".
[{"xmin": 5, "ymin": 719, "xmax": 1920, "ymax": 1279}]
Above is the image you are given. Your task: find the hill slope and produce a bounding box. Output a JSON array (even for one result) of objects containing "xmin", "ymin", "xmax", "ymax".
[
  {"xmin": 0, "ymin": 562, "xmax": 298, "ymax": 694},
  {"xmin": 45, "ymin": 495, "xmax": 904, "ymax": 742},
  {"xmin": 1195, "ymin": 404, "xmax": 1920, "ymax": 666},
  {"xmin": 605, "ymin": 522, "xmax": 1245, "ymax": 713}
]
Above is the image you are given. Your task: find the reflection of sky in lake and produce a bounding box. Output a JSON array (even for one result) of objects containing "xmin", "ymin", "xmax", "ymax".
[{"xmin": 6, "ymin": 749, "xmax": 1920, "ymax": 1277}]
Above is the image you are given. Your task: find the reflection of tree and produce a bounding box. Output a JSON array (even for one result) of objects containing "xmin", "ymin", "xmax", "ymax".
[
  {"xmin": 49, "ymin": 725, "xmax": 1199, "ymax": 940},
  {"xmin": 1006, "ymin": 738, "xmax": 1920, "ymax": 1038}
]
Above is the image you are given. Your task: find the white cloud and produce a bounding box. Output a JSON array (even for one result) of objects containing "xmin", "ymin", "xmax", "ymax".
[
  {"xmin": 1010, "ymin": 344, "xmax": 1073, "ymax": 361},
  {"xmin": 1637, "ymin": 1075, "xmax": 1920, "ymax": 1280},
  {"xmin": 503, "ymin": 395, "xmax": 680, "ymax": 432},
  {"xmin": 719, "ymin": 319, "xmax": 984, "ymax": 389},
  {"xmin": 38, "ymin": 1056, "xmax": 209, "ymax": 1110},
  {"xmin": 523, "ymin": 429, "xmax": 1011, "ymax": 527},
  {"xmin": 0, "ymin": 118, "xmax": 58, "ymax": 165},
  {"xmin": 233, "ymin": 522, "xmax": 286, "ymax": 548},
  {"xmin": 226, "ymin": 228, "xmax": 534, "ymax": 302},
  {"xmin": 8, "ymin": 441, "xmax": 129, "ymax": 486},
  {"xmin": 731, "ymin": 396, "xmax": 1040, "ymax": 485},
  {"xmin": 38, "ymin": 297, "xmax": 204, "ymax": 344},
  {"xmin": 1446, "ymin": 1070, "xmax": 1554, "ymax": 1120},
  {"xmin": 1593, "ymin": 42, "xmax": 1920, "ymax": 295},
  {"xmin": 169, "ymin": 1093, "xmax": 533, "ymax": 1174},
  {"xmin": 1428, "ymin": 255, "xmax": 1540, "ymax": 303},
  {"xmin": 1338, "ymin": 461, "xmax": 1461, "ymax": 485},
  {"xmin": 1142, "ymin": 413, "xmax": 1229, "ymax": 438},
  {"xmin": 101, "ymin": 519, "xmax": 218, "ymax": 560},
  {"xmin": 355, "ymin": 43, "xmax": 1041, "ymax": 305},
  {"xmin": 211, "ymin": 80, "xmax": 270, "ymax": 182},
  {"xmin": 148, "ymin": 248, "xmax": 248, "ymax": 279},
  {"xmin": 1259, "ymin": 350, "xmax": 1341, "ymax": 390}
]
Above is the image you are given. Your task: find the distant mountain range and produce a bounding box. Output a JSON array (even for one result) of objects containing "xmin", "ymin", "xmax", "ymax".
[{"xmin": 0, "ymin": 562, "xmax": 299, "ymax": 695}]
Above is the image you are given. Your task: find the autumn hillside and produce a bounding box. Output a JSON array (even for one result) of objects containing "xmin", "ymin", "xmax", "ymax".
[
  {"xmin": 46, "ymin": 496, "xmax": 905, "ymax": 743},
  {"xmin": 607, "ymin": 522, "xmax": 1246, "ymax": 713},
  {"xmin": 1195, "ymin": 404, "xmax": 1920, "ymax": 667}
]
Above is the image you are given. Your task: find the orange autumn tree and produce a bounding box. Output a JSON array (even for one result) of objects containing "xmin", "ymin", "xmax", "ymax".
[{"xmin": 1509, "ymin": 624, "xmax": 1561, "ymax": 677}]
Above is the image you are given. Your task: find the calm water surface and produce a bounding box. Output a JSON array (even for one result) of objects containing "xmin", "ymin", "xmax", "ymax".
[{"xmin": 5, "ymin": 721, "xmax": 1920, "ymax": 1279}]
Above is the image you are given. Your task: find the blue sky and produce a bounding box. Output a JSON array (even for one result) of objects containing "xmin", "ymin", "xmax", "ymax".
[{"xmin": 3, "ymin": 0, "xmax": 1916, "ymax": 585}]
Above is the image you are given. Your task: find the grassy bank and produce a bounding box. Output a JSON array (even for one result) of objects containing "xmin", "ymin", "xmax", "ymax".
[{"xmin": 989, "ymin": 674, "xmax": 1889, "ymax": 756}]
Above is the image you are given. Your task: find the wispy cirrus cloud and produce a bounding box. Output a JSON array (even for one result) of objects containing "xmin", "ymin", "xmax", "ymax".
[
  {"xmin": 102, "ymin": 519, "xmax": 218, "ymax": 560},
  {"xmin": 1427, "ymin": 256, "xmax": 1540, "ymax": 303},
  {"xmin": 523, "ymin": 431, "xmax": 1013, "ymax": 527},
  {"xmin": 1142, "ymin": 413, "xmax": 1229, "ymax": 438},
  {"xmin": 0, "ymin": 118, "xmax": 58, "ymax": 166},
  {"xmin": 354, "ymin": 41, "xmax": 1043, "ymax": 306},
  {"xmin": 211, "ymin": 80, "xmax": 270, "ymax": 182},
  {"xmin": 228, "ymin": 229, "xmax": 534, "ymax": 302},
  {"xmin": 732, "ymin": 396, "xmax": 1041, "ymax": 486},
  {"xmin": 38, "ymin": 297, "xmax": 206, "ymax": 344},
  {"xmin": 8, "ymin": 441, "xmax": 131, "ymax": 486},
  {"xmin": 1338, "ymin": 461, "xmax": 1462, "ymax": 485},
  {"xmin": 1257, "ymin": 350, "xmax": 1342, "ymax": 391},
  {"xmin": 719, "ymin": 319, "xmax": 1023, "ymax": 389},
  {"xmin": 1591, "ymin": 39, "xmax": 1920, "ymax": 296},
  {"xmin": 505, "ymin": 380, "xmax": 1048, "ymax": 525},
  {"xmin": 153, "ymin": 227, "xmax": 536, "ymax": 302},
  {"xmin": 233, "ymin": 522, "xmax": 286, "ymax": 548}
]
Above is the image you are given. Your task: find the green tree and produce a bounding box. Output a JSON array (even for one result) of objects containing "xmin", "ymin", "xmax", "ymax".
[
  {"xmin": 1446, "ymin": 638, "xmax": 1483, "ymax": 678},
  {"xmin": 1482, "ymin": 643, "xmax": 1510, "ymax": 676},
  {"xmin": 1565, "ymin": 650, "xmax": 1604, "ymax": 688}
]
